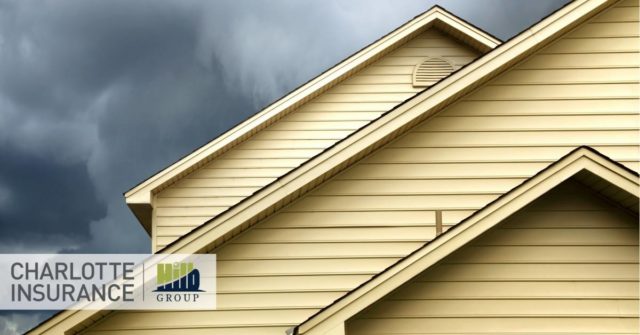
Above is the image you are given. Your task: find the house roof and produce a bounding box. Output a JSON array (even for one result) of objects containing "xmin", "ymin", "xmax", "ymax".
[
  {"xmin": 125, "ymin": 5, "xmax": 501, "ymax": 234},
  {"xmin": 157, "ymin": 0, "xmax": 614, "ymax": 256},
  {"xmin": 293, "ymin": 146, "xmax": 640, "ymax": 335},
  {"xmin": 28, "ymin": 1, "xmax": 622, "ymax": 334}
]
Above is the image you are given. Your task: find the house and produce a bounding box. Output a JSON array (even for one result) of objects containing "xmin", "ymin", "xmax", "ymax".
[{"xmin": 29, "ymin": 0, "xmax": 639, "ymax": 334}]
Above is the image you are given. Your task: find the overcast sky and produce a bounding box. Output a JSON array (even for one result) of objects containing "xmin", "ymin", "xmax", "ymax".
[{"xmin": 0, "ymin": 0, "xmax": 569, "ymax": 333}]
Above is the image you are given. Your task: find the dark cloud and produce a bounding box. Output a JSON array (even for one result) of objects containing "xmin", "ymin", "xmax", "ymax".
[
  {"xmin": 0, "ymin": 0, "xmax": 258, "ymax": 255},
  {"xmin": 0, "ymin": 0, "xmax": 569, "ymax": 331},
  {"xmin": 0, "ymin": 145, "xmax": 104, "ymax": 244}
]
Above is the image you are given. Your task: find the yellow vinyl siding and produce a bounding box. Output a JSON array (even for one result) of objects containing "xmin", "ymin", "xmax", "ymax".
[
  {"xmin": 153, "ymin": 28, "xmax": 480, "ymax": 251},
  {"xmin": 347, "ymin": 180, "xmax": 639, "ymax": 335},
  {"xmin": 79, "ymin": 2, "xmax": 639, "ymax": 334}
]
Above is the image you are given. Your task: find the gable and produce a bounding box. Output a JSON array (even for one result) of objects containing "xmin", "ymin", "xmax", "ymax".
[
  {"xmin": 126, "ymin": 6, "xmax": 499, "ymax": 239},
  {"xmin": 294, "ymin": 145, "xmax": 639, "ymax": 334},
  {"xmin": 347, "ymin": 178, "xmax": 639, "ymax": 334},
  {"xmin": 152, "ymin": 27, "xmax": 483, "ymax": 251}
]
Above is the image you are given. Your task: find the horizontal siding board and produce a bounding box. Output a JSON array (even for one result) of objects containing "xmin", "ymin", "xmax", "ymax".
[
  {"xmin": 158, "ymin": 187, "xmax": 257, "ymax": 197},
  {"xmin": 338, "ymin": 162, "xmax": 551, "ymax": 179},
  {"xmin": 363, "ymin": 299, "xmax": 640, "ymax": 317},
  {"xmin": 465, "ymin": 83, "xmax": 639, "ymax": 100},
  {"xmin": 422, "ymin": 263, "xmax": 639, "ymax": 281},
  {"xmin": 185, "ymin": 168, "xmax": 292, "ymax": 178},
  {"xmin": 219, "ymin": 149, "xmax": 322, "ymax": 159},
  {"xmin": 448, "ymin": 246, "xmax": 639, "ymax": 263},
  {"xmin": 255, "ymin": 130, "xmax": 355, "ymax": 140},
  {"xmin": 216, "ymin": 275, "xmax": 371, "ymax": 293},
  {"xmin": 217, "ymin": 242, "xmax": 424, "ymax": 260},
  {"xmin": 313, "ymin": 179, "xmax": 522, "ymax": 195},
  {"xmin": 328, "ymin": 84, "xmax": 422, "ymax": 94},
  {"xmin": 391, "ymin": 131, "xmax": 639, "ymax": 147},
  {"xmin": 365, "ymin": 146, "xmax": 640, "ymax": 163},
  {"xmin": 236, "ymin": 227, "xmax": 436, "ymax": 243},
  {"xmin": 542, "ymin": 37, "xmax": 640, "ymax": 53},
  {"xmin": 203, "ymin": 158, "xmax": 307, "ymax": 168},
  {"xmin": 155, "ymin": 226, "xmax": 206, "ymax": 236},
  {"xmin": 518, "ymin": 52, "xmax": 640, "ymax": 69},
  {"xmin": 155, "ymin": 216, "xmax": 215, "ymax": 227},
  {"xmin": 297, "ymin": 102, "xmax": 399, "ymax": 112},
  {"xmin": 416, "ymin": 114, "xmax": 640, "ymax": 131},
  {"xmin": 394, "ymin": 281, "xmax": 640, "ymax": 299},
  {"xmin": 155, "ymin": 197, "xmax": 244, "ymax": 207},
  {"xmin": 349, "ymin": 317, "xmax": 639, "ymax": 334},
  {"xmin": 155, "ymin": 207, "xmax": 228, "ymax": 217},
  {"xmin": 267, "ymin": 121, "xmax": 370, "ymax": 131},
  {"xmin": 445, "ymin": 99, "xmax": 640, "ymax": 115},
  {"xmin": 369, "ymin": 56, "xmax": 472, "ymax": 67},
  {"xmin": 567, "ymin": 22, "xmax": 639, "ymax": 38},
  {"xmin": 474, "ymin": 228, "xmax": 639, "ymax": 246},
  {"xmin": 292, "ymin": 194, "xmax": 498, "ymax": 211},
  {"xmin": 504, "ymin": 210, "xmax": 637, "ymax": 228},
  {"xmin": 312, "ymin": 92, "xmax": 415, "ymax": 103},
  {"xmin": 235, "ymin": 139, "xmax": 338, "ymax": 150},
  {"xmin": 267, "ymin": 211, "xmax": 437, "ymax": 227},
  {"xmin": 284, "ymin": 111, "xmax": 383, "ymax": 121},
  {"xmin": 176, "ymin": 178, "xmax": 276, "ymax": 188},
  {"xmin": 403, "ymin": 33, "xmax": 476, "ymax": 48},
  {"xmin": 388, "ymin": 47, "xmax": 478, "ymax": 58},
  {"xmin": 216, "ymin": 292, "xmax": 342, "ymax": 309},
  {"xmin": 492, "ymin": 68, "xmax": 640, "ymax": 85},
  {"xmin": 343, "ymin": 75, "xmax": 412, "ymax": 85},
  {"xmin": 216, "ymin": 258, "xmax": 398, "ymax": 277}
]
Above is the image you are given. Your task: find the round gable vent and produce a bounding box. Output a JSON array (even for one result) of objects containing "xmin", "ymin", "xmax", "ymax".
[{"xmin": 412, "ymin": 57, "xmax": 455, "ymax": 87}]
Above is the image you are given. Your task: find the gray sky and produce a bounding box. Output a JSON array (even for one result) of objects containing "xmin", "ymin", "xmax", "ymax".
[{"xmin": 0, "ymin": 0, "xmax": 569, "ymax": 333}]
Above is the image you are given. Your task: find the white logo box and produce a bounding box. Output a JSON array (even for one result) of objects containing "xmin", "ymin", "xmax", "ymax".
[{"xmin": 0, "ymin": 254, "xmax": 216, "ymax": 310}]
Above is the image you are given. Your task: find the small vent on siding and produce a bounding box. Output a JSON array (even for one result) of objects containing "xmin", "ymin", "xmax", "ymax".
[{"xmin": 412, "ymin": 57, "xmax": 455, "ymax": 87}]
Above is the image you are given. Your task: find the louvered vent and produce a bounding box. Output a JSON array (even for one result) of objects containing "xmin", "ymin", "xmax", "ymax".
[{"xmin": 412, "ymin": 57, "xmax": 455, "ymax": 87}]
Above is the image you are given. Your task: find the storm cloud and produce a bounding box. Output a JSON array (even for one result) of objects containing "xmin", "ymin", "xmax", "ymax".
[{"xmin": 0, "ymin": 0, "xmax": 569, "ymax": 333}]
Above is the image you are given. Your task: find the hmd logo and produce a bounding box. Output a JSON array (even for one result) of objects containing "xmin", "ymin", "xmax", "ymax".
[{"xmin": 154, "ymin": 262, "xmax": 202, "ymax": 303}]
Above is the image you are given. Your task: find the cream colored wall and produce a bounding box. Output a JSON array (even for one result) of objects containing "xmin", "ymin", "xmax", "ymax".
[
  {"xmin": 77, "ymin": 2, "xmax": 639, "ymax": 334},
  {"xmin": 347, "ymin": 179, "xmax": 639, "ymax": 334},
  {"xmin": 153, "ymin": 28, "xmax": 480, "ymax": 251}
]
